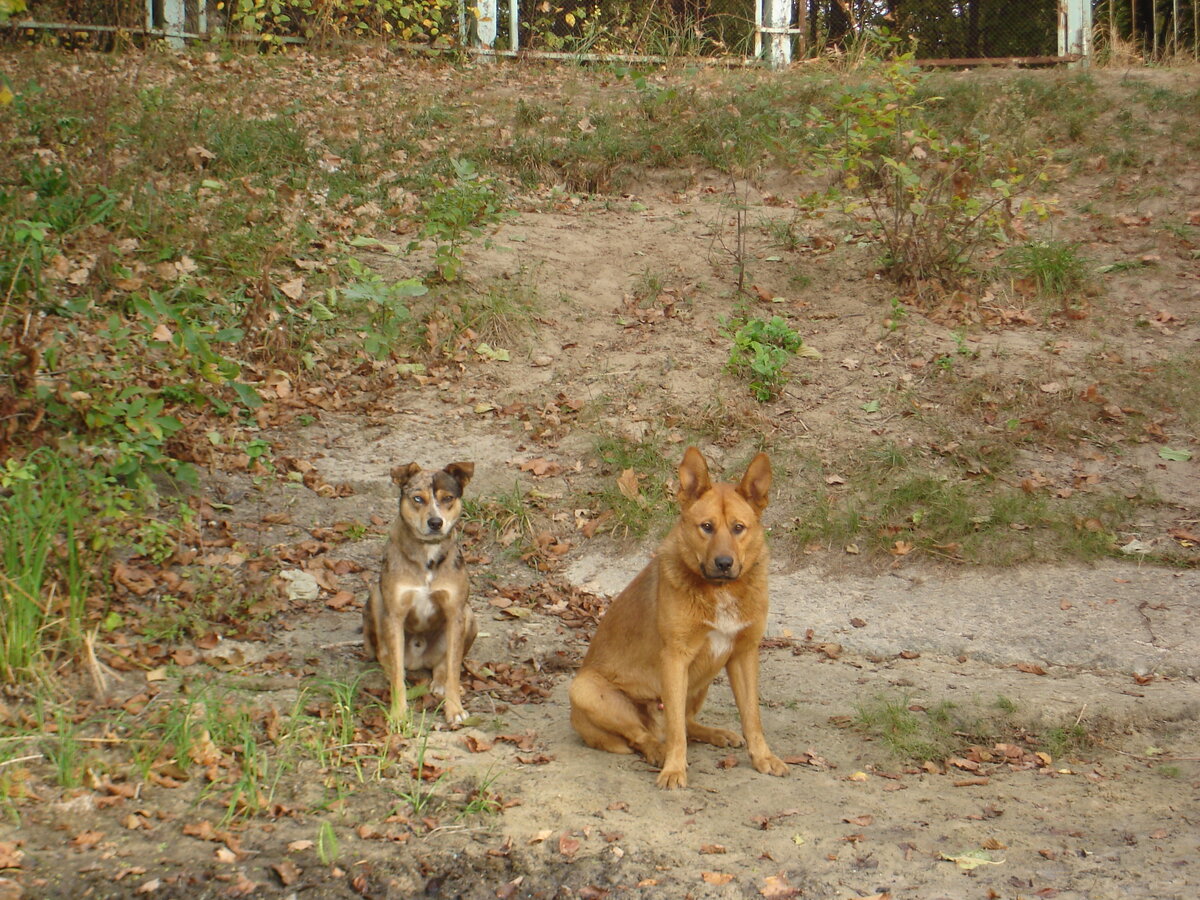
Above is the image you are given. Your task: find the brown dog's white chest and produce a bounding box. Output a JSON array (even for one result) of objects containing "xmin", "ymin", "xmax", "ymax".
[
  {"xmin": 399, "ymin": 545, "xmax": 454, "ymax": 632},
  {"xmin": 703, "ymin": 590, "xmax": 748, "ymax": 660}
]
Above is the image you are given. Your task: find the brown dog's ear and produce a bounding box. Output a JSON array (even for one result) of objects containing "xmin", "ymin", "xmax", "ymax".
[
  {"xmin": 677, "ymin": 447, "xmax": 712, "ymax": 508},
  {"xmin": 391, "ymin": 463, "xmax": 421, "ymax": 486},
  {"xmin": 738, "ymin": 452, "xmax": 772, "ymax": 514},
  {"xmin": 444, "ymin": 461, "xmax": 475, "ymax": 491}
]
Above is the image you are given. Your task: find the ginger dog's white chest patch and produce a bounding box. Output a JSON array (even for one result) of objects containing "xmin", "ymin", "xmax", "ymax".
[{"xmin": 706, "ymin": 592, "xmax": 746, "ymax": 659}]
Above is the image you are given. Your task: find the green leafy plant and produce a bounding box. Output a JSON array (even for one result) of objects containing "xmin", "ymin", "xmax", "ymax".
[
  {"xmin": 813, "ymin": 57, "xmax": 1052, "ymax": 293},
  {"xmin": 409, "ymin": 159, "xmax": 505, "ymax": 282},
  {"xmin": 0, "ymin": 0, "xmax": 28, "ymax": 23},
  {"xmin": 338, "ymin": 258, "xmax": 428, "ymax": 359},
  {"xmin": 229, "ymin": 0, "xmax": 455, "ymax": 44},
  {"xmin": 0, "ymin": 448, "xmax": 93, "ymax": 683},
  {"xmin": 723, "ymin": 315, "xmax": 804, "ymax": 402}
]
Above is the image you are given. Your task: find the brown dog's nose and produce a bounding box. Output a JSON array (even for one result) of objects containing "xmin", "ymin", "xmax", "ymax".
[
  {"xmin": 714, "ymin": 555, "xmax": 734, "ymax": 573},
  {"xmin": 428, "ymin": 516, "xmax": 444, "ymax": 532}
]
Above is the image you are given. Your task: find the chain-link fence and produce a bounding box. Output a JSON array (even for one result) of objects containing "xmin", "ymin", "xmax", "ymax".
[
  {"xmin": 1095, "ymin": 0, "xmax": 1198, "ymax": 58},
  {"xmin": 507, "ymin": 0, "xmax": 1196, "ymax": 61},
  {"xmin": 7, "ymin": 0, "xmax": 1199, "ymax": 61}
]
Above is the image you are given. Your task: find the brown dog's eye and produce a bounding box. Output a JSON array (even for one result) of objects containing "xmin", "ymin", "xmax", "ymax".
[
  {"xmin": 699, "ymin": 522, "xmax": 714, "ymax": 534},
  {"xmin": 732, "ymin": 522, "xmax": 746, "ymax": 535}
]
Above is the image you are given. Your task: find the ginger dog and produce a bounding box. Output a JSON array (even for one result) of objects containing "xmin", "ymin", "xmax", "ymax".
[
  {"xmin": 364, "ymin": 461, "xmax": 477, "ymax": 726},
  {"xmin": 569, "ymin": 447, "xmax": 788, "ymax": 789}
]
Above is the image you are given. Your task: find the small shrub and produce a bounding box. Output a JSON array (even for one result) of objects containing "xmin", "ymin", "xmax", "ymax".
[
  {"xmin": 812, "ymin": 57, "xmax": 1053, "ymax": 293},
  {"xmin": 410, "ymin": 159, "xmax": 505, "ymax": 283},
  {"xmin": 723, "ymin": 315, "xmax": 804, "ymax": 402}
]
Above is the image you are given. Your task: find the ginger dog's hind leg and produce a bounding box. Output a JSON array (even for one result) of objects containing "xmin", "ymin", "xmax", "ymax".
[{"xmin": 569, "ymin": 669, "xmax": 663, "ymax": 763}]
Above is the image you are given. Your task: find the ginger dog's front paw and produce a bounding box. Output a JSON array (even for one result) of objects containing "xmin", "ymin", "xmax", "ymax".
[
  {"xmin": 751, "ymin": 752, "xmax": 789, "ymax": 777},
  {"xmin": 656, "ymin": 766, "xmax": 688, "ymax": 790}
]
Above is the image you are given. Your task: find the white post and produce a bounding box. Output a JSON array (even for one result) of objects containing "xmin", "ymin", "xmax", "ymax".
[
  {"xmin": 763, "ymin": 0, "xmax": 792, "ymax": 68},
  {"xmin": 162, "ymin": 0, "xmax": 186, "ymax": 46},
  {"xmin": 475, "ymin": 0, "xmax": 497, "ymax": 50},
  {"xmin": 1058, "ymin": 0, "xmax": 1093, "ymax": 62},
  {"xmin": 510, "ymin": 0, "xmax": 519, "ymax": 51},
  {"xmin": 754, "ymin": 0, "xmax": 763, "ymax": 60}
]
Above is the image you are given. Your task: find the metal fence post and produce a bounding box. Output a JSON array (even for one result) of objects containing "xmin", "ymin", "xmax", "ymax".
[
  {"xmin": 162, "ymin": 0, "xmax": 186, "ymax": 47},
  {"xmin": 473, "ymin": 0, "xmax": 497, "ymax": 55},
  {"xmin": 1058, "ymin": 0, "xmax": 1093, "ymax": 63},
  {"xmin": 762, "ymin": 0, "xmax": 792, "ymax": 68}
]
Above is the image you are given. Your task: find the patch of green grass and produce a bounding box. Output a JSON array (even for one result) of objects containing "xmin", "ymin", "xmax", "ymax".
[
  {"xmin": 457, "ymin": 769, "xmax": 504, "ymax": 819},
  {"xmin": 855, "ymin": 693, "xmax": 1099, "ymax": 766},
  {"xmin": 855, "ymin": 696, "xmax": 960, "ymax": 762},
  {"xmin": 465, "ymin": 482, "xmax": 539, "ymax": 553},
  {"xmin": 453, "ymin": 271, "xmax": 540, "ymax": 349},
  {"xmin": 0, "ymin": 448, "xmax": 95, "ymax": 683},
  {"xmin": 393, "ymin": 712, "xmax": 445, "ymax": 816},
  {"xmin": 1003, "ymin": 239, "xmax": 1091, "ymax": 302},
  {"xmin": 1040, "ymin": 723, "xmax": 1092, "ymax": 759},
  {"xmin": 316, "ymin": 820, "xmax": 341, "ymax": 866},
  {"xmin": 785, "ymin": 442, "xmax": 1135, "ymax": 564},
  {"xmin": 592, "ymin": 435, "xmax": 678, "ymax": 538}
]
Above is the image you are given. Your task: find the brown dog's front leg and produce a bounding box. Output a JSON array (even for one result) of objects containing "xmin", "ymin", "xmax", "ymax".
[
  {"xmin": 376, "ymin": 585, "xmax": 411, "ymax": 726},
  {"xmin": 726, "ymin": 646, "xmax": 787, "ymax": 777},
  {"xmin": 656, "ymin": 651, "xmax": 690, "ymax": 789},
  {"xmin": 432, "ymin": 591, "xmax": 468, "ymax": 725}
]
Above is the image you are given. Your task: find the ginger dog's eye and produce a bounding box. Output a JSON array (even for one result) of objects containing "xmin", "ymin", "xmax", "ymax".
[
  {"xmin": 731, "ymin": 522, "xmax": 746, "ymax": 535},
  {"xmin": 699, "ymin": 521, "xmax": 714, "ymax": 534}
]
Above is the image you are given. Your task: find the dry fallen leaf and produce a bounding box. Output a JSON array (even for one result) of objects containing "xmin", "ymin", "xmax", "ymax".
[
  {"xmin": 702, "ymin": 872, "xmax": 735, "ymax": 885},
  {"xmin": 760, "ymin": 874, "xmax": 799, "ymax": 898},
  {"xmin": 272, "ymin": 860, "xmax": 301, "ymax": 886},
  {"xmin": 616, "ymin": 468, "xmax": 642, "ymax": 502},
  {"xmin": 558, "ymin": 833, "xmax": 581, "ymax": 857},
  {"xmin": 0, "ymin": 842, "xmax": 23, "ymax": 869}
]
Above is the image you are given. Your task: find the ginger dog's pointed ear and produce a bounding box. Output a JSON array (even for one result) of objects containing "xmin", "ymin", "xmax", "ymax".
[
  {"xmin": 444, "ymin": 462, "xmax": 475, "ymax": 491},
  {"xmin": 676, "ymin": 447, "xmax": 712, "ymax": 508},
  {"xmin": 738, "ymin": 452, "xmax": 772, "ymax": 514}
]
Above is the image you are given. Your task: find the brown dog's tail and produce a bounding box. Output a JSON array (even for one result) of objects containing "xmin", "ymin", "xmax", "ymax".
[{"xmin": 362, "ymin": 582, "xmax": 382, "ymax": 659}]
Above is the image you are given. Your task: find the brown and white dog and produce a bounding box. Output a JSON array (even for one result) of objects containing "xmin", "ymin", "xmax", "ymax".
[
  {"xmin": 569, "ymin": 447, "xmax": 788, "ymax": 789},
  {"xmin": 364, "ymin": 461, "xmax": 477, "ymax": 726}
]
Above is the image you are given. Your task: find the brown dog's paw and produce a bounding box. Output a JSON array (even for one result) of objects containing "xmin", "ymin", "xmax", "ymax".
[
  {"xmin": 688, "ymin": 724, "xmax": 744, "ymax": 748},
  {"xmin": 636, "ymin": 738, "xmax": 666, "ymax": 767},
  {"xmin": 656, "ymin": 766, "xmax": 688, "ymax": 790},
  {"xmin": 441, "ymin": 698, "xmax": 468, "ymax": 726},
  {"xmin": 751, "ymin": 753, "xmax": 789, "ymax": 777}
]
